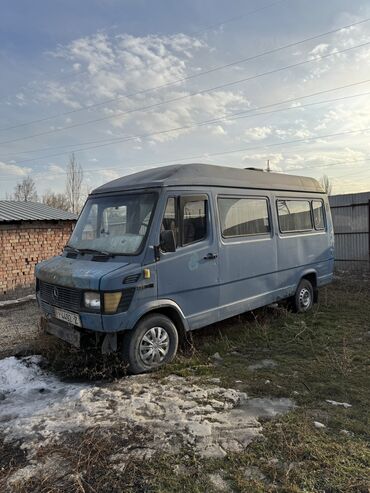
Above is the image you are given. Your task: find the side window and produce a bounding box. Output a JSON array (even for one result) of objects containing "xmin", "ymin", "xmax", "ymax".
[
  {"xmin": 277, "ymin": 200, "xmax": 313, "ymax": 232},
  {"xmin": 218, "ymin": 197, "xmax": 270, "ymax": 237},
  {"xmin": 182, "ymin": 197, "xmax": 207, "ymax": 245},
  {"xmin": 161, "ymin": 197, "xmax": 178, "ymax": 246},
  {"xmin": 312, "ymin": 200, "xmax": 325, "ymax": 230}
]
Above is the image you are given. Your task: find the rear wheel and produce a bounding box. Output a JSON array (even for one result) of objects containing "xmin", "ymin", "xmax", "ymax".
[
  {"xmin": 291, "ymin": 279, "xmax": 314, "ymax": 313},
  {"xmin": 122, "ymin": 313, "xmax": 178, "ymax": 374}
]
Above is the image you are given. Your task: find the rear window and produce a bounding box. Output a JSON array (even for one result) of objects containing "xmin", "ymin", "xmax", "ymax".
[
  {"xmin": 312, "ymin": 200, "xmax": 325, "ymax": 230},
  {"xmin": 277, "ymin": 200, "xmax": 312, "ymax": 232},
  {"xmin": 218, "ymin": 197, "xmax": 270, "ymax": 237}
]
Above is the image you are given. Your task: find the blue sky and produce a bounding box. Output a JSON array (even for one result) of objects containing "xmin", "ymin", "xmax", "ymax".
[{"xmin": 1, "ymin": 0, "xmax": 370, "ymax": 198}]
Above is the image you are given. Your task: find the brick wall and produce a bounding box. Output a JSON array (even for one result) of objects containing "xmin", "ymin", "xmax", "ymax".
[{"xmin": 0, "ymin": 220, "xmax": 75, "ymax": 299}]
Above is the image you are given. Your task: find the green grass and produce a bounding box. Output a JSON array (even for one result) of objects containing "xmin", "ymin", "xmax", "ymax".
[
  {"xmin": 151, "ymin": 278, "xmax": 370, "ymax": 492},
  {"xmin": 2, "ymin": 278, "xmax": 370, "ymax": 492}
]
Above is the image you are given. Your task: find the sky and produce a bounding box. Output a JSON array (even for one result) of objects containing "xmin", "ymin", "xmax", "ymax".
[{"xmin": 1, "ymin": 0, "xmax": 370, "ymax": 199}]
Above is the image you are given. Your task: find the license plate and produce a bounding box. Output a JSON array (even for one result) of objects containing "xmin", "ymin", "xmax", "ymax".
[{"xmin": 54, "ymin": 307, "xmax": 82, "ymax": 327}]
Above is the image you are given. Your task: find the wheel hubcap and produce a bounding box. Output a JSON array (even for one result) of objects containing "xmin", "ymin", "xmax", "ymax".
[
  {"xmin": 139, "ymin": 326, "xmax": 170, "ymax": 366},
  {"xmin": 299, "ymin": 288, "xmax": 311, "ymax": 309}
]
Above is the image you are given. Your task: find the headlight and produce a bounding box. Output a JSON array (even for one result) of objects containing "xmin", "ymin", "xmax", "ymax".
[
  {"xmin": 84, "ymin": 292, "xmax": 101, "ymax": 310},
  {"xmin": 103, "ymin": 292, "xmax": 122, "ymax": 314}
]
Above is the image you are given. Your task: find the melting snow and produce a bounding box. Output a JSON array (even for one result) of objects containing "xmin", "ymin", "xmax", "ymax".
[
  {"xmin": 314, "ymin": 421, "xmax": 326, "ymax": 429},
  {"xmin": 0, "ymin": 356, "xmax": 84, "ymax": 420},
  {"xmin": 0, "ymin": 355, "xmax": 295, "ymax": 484},
  {"xmin": 325, "ymin": 399, "xmax": 352, "ymax": 408}
]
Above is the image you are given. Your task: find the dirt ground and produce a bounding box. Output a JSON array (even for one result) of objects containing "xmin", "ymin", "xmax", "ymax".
[{"xmin": 0, "ymin": 301, "xmax": 40, "ymax": 359}]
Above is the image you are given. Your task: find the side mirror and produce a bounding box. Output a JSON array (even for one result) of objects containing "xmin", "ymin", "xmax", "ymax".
[{"xmin": 160, "ymin": 230, "xmax": 176, "ymax": 253}]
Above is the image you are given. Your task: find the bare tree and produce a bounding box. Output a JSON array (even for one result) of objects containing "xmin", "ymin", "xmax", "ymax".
[
  {"xmin": 42, "ymin": 190, "xmax": 70, "ymax": 211},
  {"xmin": 320, "ymin": 174, "xmax": 332, "ymax": 195},
  {"xmin": 65, "ymin": 153, "xmax": 84, "ymax": 213},
  {"xmin": 13, "ymin": 176, "xmax": 38, "ymax": 202}
]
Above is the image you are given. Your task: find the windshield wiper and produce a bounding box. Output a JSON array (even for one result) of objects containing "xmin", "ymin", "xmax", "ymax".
[
  {"xmin": 64, "ymin": 245, "xmax": 115, "ymax": 257},
  {"xmin": 64, "ymin": 244, "xmax": 81, "ymax": 254},
  {"xmin": 76, "ymin": 248, "xmax": 116, "ymax": 258}
]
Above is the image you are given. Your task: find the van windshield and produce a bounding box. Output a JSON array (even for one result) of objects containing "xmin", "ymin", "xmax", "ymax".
[{"xmin": 67, "ymin": 193, "xmax": 157, "ymax": 255}]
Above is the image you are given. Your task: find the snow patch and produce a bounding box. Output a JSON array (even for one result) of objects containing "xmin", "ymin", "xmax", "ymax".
[
  {"xmin": 0, "ymin": 356, "xmax": 84, "ymax": 421},
  {"xmin": 314, "ymin": 421, "xmax": 326, "ymax": 429},
  {"xmin": 0, "ymin": 294, "xmax": 35, "ymax": 308},
  {"xmin": 0, "ymin": 356, "xmax": 295, "ymax": 467},
  {"xmin": 326, "ymin": 399, "xmax": 352, "ymax": 408}
]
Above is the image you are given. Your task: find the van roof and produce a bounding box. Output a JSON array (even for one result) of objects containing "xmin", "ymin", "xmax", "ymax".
[{"xmin": 92, "ymin": 163, "xmax": 324, "ymax": 194}]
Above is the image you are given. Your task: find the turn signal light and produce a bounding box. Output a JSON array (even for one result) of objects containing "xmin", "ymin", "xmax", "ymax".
[{"xmin": 104, "ymin": 292, "xmax": 122, "ymax": 314}]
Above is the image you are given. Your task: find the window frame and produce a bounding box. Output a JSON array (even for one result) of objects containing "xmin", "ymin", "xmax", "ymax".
[
  {"xmin": 160, "ymin": 194, "xmax": 209, "ymax": 251},
  {"xmin": 217, "ymin": 195, "xmax": 272, "ymax": 239},
  {"xmin": 180, "ymin": 194, "xmax": 208, "ymax": 247},
  {"xmin": 276, "ymin": 198, "xmax": 314, "ymax": 234},
  {"xmin": 161, "ymin": 196, "xmax": 180, "ymax": 250},
  {"xmin": 311, "ymin": 199, "xmax": 326, "ymax": 231},
  {"xmin": 68, "ymin": 191, "xmax": 159, "ymax": 256}
]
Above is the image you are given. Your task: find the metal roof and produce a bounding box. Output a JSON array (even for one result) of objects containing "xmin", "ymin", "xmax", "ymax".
[
  {"xmin": 0, "ymin": 201, "xmax": 77, "ymax": 223},
  {"xmin": 92, "ymin": 163, "xmax": 324, "ymax": 195}
]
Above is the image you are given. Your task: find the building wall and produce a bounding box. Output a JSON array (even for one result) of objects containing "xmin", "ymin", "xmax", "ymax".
[{"xmin": 0, "ymin": 220, "xmax": 75, "ymax": 299}]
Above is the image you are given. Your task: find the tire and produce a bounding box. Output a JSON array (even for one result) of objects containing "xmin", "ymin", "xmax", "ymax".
[
  {"xmin": 291, "ymin": 279, "xmax": 314, "ymax": 313},
  {"xmin": 122, "ymin": 313, "xmax": 179, "ymax": 374}
]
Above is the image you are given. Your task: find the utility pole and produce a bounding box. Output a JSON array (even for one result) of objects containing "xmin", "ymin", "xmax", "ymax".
[{"xmin": 266, "ymin": 159, "xmax": 271, "ymax": 172}]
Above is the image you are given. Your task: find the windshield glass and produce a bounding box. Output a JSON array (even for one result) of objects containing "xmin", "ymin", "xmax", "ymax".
[{"xmin": 68, "ymin": 192, "xmax": 157, "ymax": 255}]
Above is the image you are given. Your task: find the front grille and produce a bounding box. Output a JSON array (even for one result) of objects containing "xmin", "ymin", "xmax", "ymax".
[{"xmin": 39, "ymin": 281, "xmax": 81, "ymax": 312}]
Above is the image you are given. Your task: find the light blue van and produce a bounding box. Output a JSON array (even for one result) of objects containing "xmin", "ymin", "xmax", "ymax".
[{"xmin": 35, "ymin": 163, "xmax": 334, "ymax": 373}]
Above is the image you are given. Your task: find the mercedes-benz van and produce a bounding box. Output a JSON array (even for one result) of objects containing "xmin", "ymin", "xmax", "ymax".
[{"xmin": 35, "ymin": 163, "xmax": 334, "ymax": 373}]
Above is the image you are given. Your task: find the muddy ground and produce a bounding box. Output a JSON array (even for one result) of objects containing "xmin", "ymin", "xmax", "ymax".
[{"xmin": 0, "ymin": 301, "xmax": 40, "ymax": 359}]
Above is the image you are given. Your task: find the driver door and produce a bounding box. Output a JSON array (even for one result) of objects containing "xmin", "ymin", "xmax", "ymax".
[{"xmin": 157, "ymin": 193, "xmax": 220, "ymax": 330}]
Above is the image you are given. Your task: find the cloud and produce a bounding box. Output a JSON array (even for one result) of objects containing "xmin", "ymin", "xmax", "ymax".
[
  {"xmin": 282, "ymin": 147, "xmax": 366, "ymax": 171},
  {"xmin": 48, "ymin": 164, "xmax": 64, "ymax": 174},
  {"xmin": 0, "ymin": 161, "xmax": 32, "ymax": 176},
  {"xmin": 309, "ymin": 43, "xmax": 330, "ymax": 57},
  {"xmin": 242, "ymin": 152, "xmax": 283, "ymax": 171},
  {"xmin": 99, "ymin": 169, "xmax": 121, "ymax": 181},
  {"xmin": 211, "ymin": 125, "xmax": 226, "ymax": 136},
  {"xmin": 244, "ymin": 126, "xmax": 272, "ymax": 141},
  {"xmin": 39, "ymin": 32, "xmax": 248, "ymax": 143}
]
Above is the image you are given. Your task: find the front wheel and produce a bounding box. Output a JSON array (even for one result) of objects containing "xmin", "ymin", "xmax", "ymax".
[
  {"xmin": 291, "ymin": 279, "xmax": 314, "ymax": 313},
  {"xmin": 122, "ymin": 313, "xmax": 179, "ymax": 374}
]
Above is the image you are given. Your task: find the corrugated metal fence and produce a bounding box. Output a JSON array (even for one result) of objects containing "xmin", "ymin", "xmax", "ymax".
[{"xmin": 329, "ymin": 192, "xmax": 370, "ymax": 265}]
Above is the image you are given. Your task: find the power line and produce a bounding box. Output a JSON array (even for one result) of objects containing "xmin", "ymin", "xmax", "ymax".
[
  {"xmin": 0, "ymin": 67, "xmax": 93, "ymax": 105},
  {"xmin": 2, "ymin": 126, "xmax": 370, "ymax": 182},
  {"xmin": 288, "ymin": 157, "xmax": 370, "ymax": 172},
  {"xmin": 3, "ymin": 82, "xmax": 370, "ymax": 163},
  {"xmin": 2, "ymin": 39, "xmax": 370, "ymax": 148},
  {"xmin": 187, "ymin": 0, "xmax": 286, "ymax": 36},
  {"xmin": 335, "ymin": 166, "xmax": 370, "ymax": 180},
  {"xmin": 0, "ymin": 0, "xmax": 286, "ymax": 118},
  {"xmin": 1, "ymin": 16, "xmax": 369, "ymax": 135}
]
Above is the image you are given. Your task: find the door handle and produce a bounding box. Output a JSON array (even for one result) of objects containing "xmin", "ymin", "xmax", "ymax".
[{"xmin": 204, "ymin": 252, "xmax": 218, "ymax": 260}]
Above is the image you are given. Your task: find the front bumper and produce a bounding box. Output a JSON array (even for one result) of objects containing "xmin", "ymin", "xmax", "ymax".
[
  {"xmin": 40, "ymin": 314, "xmax": 118, "ymax": 354},
  {"xmin": 45, "ymin": 318, "xmax": 82, "ymax": 348}
]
